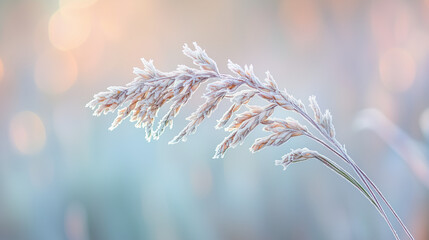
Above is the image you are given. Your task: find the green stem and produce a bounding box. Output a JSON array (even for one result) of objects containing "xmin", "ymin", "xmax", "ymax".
[{"xmin": 314, "ymin": 155, "xmax": 377, "ymax": 207}]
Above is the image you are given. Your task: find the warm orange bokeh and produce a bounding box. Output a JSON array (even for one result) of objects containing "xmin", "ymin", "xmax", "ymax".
[
  {"xmin": 49, "ymin": 7, "xmax": 92, "ymax": 51},
  {"xmin": 379, "ymin": 48, "xmax": 416, "ymax": 92},
  {"xmin": 34, "ymin": 48, "xmax": 78, "ymax": 94},
  {"xmin": 279, "ymin": 0, "xmax": 323, "ymax": 48},
  {"xmin": 59, "ymin": 0, "xmax": 98, "ymax": 10},
  {"xmin": 9, "ymin": 111, "xmax": 46, "ymax": 155}
]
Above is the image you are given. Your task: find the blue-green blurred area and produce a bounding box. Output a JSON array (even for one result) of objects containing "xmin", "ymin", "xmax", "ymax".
[{"xmin": 1, "ymin": 0, "xmax": 429, "ymax": 239}]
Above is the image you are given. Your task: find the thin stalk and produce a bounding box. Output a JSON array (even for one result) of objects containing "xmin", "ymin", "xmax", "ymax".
[
  {"xmin": 335, "ymin": 140, "xmax": 414, "ymax": 240},
  {"xmin": 282, "ymin": 96, "xmax": 402, "ymax": 239},
  {"xmin": 228, "ymin": 77, "xmax": 408, "ymax": 239},
  {"xmin": 354, "ymin": 161, "xmax": 414, "ymax": 240},
  {"xmin": 314, "ymin": 155, "xmax": 376, "ymax": 207},
  {"xmin": 308, "ymin": 126, "xmax": 414, "ymax": 239},
  {"xmin": 306, "ymin": 133, "xmax": 400, "ymax": 240}
]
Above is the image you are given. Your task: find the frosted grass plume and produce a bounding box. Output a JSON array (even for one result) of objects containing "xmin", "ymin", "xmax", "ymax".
[{"xmin": 87, "ymin": 43, "xmax": 414, "ymax": 240}]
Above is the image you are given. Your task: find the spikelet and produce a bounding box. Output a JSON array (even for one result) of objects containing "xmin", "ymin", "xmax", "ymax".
[
  {"xmin": 274, "ymin": 148, "xmax": 319, "ymax": 170},
  {"xmin": 250, "ymin": 118, "xmax": 308, "ymax": 153},
  {"xmin": 169, "ymin": 77, "xmax": 242, "ymax": 144},
  {"xmin": 263, "ymin": 71, "xmax": 278, "ymax": 91},
  {"xmin": 87, "ymin": 44, "xmax": 221, "ymax": 141},
  {"xmin": 183, "ymin": 42, "xmax": 219, "ymax": 74},
  {"xmin": 227, "ymin": 60, "xmax": 262, "ymax": 88},
  {"xmin": 213, "ymin": 104, "xmax": 276, "ymax": 158},
  {"xmin": 169, "ymin": 89, "xmax": 226, "ymax": 144},
  {"xmin": 309, "ymin": 96, "xmax": 336, "ymax": 138},
  {"xmin": 216, "ymin": 90, "xmax": 258, "ymax": 129}
]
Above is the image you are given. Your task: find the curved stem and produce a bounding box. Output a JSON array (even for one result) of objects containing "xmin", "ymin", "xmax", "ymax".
[
  {"xmin": 306, "ymin": 127, "xmax": 413, "ymax": 239},
  {"xmin": 291, "ymin": 104, "xmax": 401, "ymax": 239},
  {"xmin": 306, "ymin": 133, "xmax": 400, "ymax": 240},
  {"xmin": 314, "ymin": 155, "xmax": 376, "ymax": 207},
  {"xmin": 331, "ymin": 137, "xmax": 414, "ymax": 240},
  {"xmin": 353, "ymin": 159, "xmax": 414, "ymax": 240},
  {"xmin": 225, "ymin": 75, "xmax": 412, "ymax": 239}
]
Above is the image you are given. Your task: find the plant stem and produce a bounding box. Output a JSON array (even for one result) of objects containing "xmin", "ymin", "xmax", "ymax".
[
  {"xmin": 290, "ymin": 98, "xmax": 402, "ymax": 239},
  {"xmin": 226, "ymin": 75, "xmax": 412, "ymax": 239},
  {"xmin": 306, "ymin": 133, "xmax": 400, "ymax": 240},
  {"xmin": 314, "ymin": 155, "xmax": 376, "ymax": 207}
]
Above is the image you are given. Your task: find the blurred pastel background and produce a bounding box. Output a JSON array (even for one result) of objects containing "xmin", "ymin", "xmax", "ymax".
[{"xmin": 1, "ymin": 0, "xmax": 429, "ymax": 239}]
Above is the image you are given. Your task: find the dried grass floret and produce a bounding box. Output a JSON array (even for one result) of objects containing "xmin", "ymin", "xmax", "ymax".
[
  {"xmin": 274, "ymin": 148, "xmax": 317, "ymax": 170},
  {"xmin": 87, "ymin": 43, "xmax": 414, "ymax": 240},
  {"xmin": 250, "ymin": 117, "xmax": 308, "ymax": 153}
]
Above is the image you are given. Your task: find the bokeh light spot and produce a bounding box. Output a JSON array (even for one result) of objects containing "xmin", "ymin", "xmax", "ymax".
[
  {"xmin": 97, "ymin": 4, "xmax": 125, "ymax": 41},
  {"xmin": 370, "ymin": 2, "xmax": 414, "ymax": 50},
  {"xmin": 49, "ymin": 8, "xmax": 91, "ymax": 51},
  {"xmin": 64, "ymin": 203, "xmax": 88, "ymax": 240},
  {"xmin": 95, "ymin": 0, "xmax": 139, "ymax": 41},
  {"xmin": 379, "ymin": 48, "xmax": 416, "ymax": 92},
  {"xmin": 9, "ymin": 111, "xmax": 46, "ymax": 155},
  {"xmin": 280, "ymin": 0, "xmax": 323, "ymax": 48},
  {"xmin": 34, "ymin": 49, "xmax": 78, "ymax": 95},
  {"xmin": 60, "ymin": 0, "xmax": 98, "ymax": 10}
]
